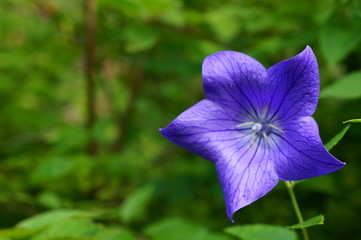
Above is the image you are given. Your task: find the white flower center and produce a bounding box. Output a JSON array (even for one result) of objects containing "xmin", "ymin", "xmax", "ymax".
[{"xmin": 235, "ymin": 120, "xmax": 284, "ymax": 147}]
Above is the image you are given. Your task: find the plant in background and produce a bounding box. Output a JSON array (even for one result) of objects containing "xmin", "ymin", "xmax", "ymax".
[{"xmin": 160, "ymin": 46, "xmax": 346, "ymax": 240}]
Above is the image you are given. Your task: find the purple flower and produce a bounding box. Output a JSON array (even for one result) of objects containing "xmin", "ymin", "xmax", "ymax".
[{"xmin": 160, "ymin": 46, "xmax": 345, "ymax": 222}]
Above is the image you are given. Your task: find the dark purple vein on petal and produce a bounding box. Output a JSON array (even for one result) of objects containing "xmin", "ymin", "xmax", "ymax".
[
  {"xmin": 233, "ymin": 137, "xmax": 262, "ymax": 204},
  {"xmin": 273, "ymin": 132, "xmax": 342, "ymax": 166},
  {"xmin": 215, "ymin": 55, "xmax": 260, "ymax": 120},
  {"xmin": 220, "ymin": 139, "xmax": 255, "ymax": 196},
  {"xmin": 270, "ymin": 92, "xmax": 309, "ymax": 123},
  {"xmin": 268, "ymin": 135, "xmax": 314, "ymax": 171},
  {"xmin": 249, "ymin": 138, "xmax": 269, "ymax": 190},
  {"xmin": 240, "ymin": 61, "xmax": 264, "ymax": 114},
  {"xmin": 222, "ymin": 85, "xmax": 258, "ymax": 121},
  {"xmin": 268, "ymin": 58, "xmax": 309, "ymax": 121}
]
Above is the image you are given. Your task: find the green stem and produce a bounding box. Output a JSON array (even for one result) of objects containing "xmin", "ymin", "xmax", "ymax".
[{"xmin": 285, "ymin": 181, "xmax": 309, "ymax": 240}]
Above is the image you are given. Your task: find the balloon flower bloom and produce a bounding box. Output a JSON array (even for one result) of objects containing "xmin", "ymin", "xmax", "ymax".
[{"xmin": 160, "ymin": 46, "xmax": 345, "ymax": 222}]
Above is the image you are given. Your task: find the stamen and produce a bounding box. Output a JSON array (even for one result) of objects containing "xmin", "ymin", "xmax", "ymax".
[
  {"xmin": 268, "ymin": 124, "xmax": 285, "ymax": 134},
  {"xmin": 236, "ymin": 117, "xmax": 284, "ymax": 149},
  {"xmin": 251, "ymin": 132, "xmax": 256, "ymax": 148},
  {"xmin": 262, "ymin": 132, "xmax": 272, "ymax": 147},
  {"xmin": 235, "ymin": 122, "xmax": 255, "ymax": 128},
  {"xmin": 261, "ymin": 105, "xmax": 269, "ymax": 119}
]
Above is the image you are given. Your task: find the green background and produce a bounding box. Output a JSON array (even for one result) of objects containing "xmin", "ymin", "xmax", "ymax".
[{"xmin": 0, "ymin": 0, "xmax": 361, "ymax": 239}]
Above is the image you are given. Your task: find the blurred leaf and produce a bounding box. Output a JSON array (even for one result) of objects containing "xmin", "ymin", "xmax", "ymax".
[
  {"xmin": 13, "ymin": 209, "xmax": 137, "ymax": 240},
  {"xmin": 224, "ymin": 224, "xmax": 297, "ymax": 240},
  {"xmin": 138, "ymin": 0, "xmax": 179, "ymax": 16},
  {"xmin": 17, "ymin": 209, "xmax": 90, "ymax": 230},
  {"xmin": 96, "ymin": 229, "xmax": 136, "ymax": 240},
  {"xmin": 100, "ymin": 0, "xmax": 181, "ymax": 21},
  {"xmin": 37, "ymin": 192, "xmax": 67, "ymax": 209},
  {"xmin": 0, "ymin": 227, "xmax": 34, "ymax": 238},
  {"xmin": 343, "ymin": 119, "xmax": 361, "ymax": 123},
  {"xmin": 158, "ymin": 2, "xmax": 184, "ymax": 27},
  {"xmin": 119, "ymin": 184, "xmax": 155, "ymax": 223},
  {"xmin": 15, "ymin": 210, "xmax": 111, "ymax": 240},
  {"xmin": 320, "ymin": 71, "xmax": 361, "ymax": 99},
  {"xmin": 31, "ymin": 157, "xmax": 76, "ymax": 184},
  {"xmin": 288, "ymin": 214, "xmax": 324, "ymax": 229},
  {"xmin": 205, "ymin": 6, "xmax": 242, "ymax": 42},
  {"xmin": 47, "ymin": 126, "xmax": 88, "ymax": 153},
  {"xmin": 99, "ymin": 0, "xmax": 141, "ymax": 15},
  {"xmin": 145, "ymin": 218, "xmax": 231, "ymax": 240},
  {"xmin": 123, "ymin": 25, "xmax": 159, "ymax": 53},
  {"xmin": 35, "ymin": 218, "xmax": 104, "ymax": 239},
  {"xmin": 298, "ymin": 175, "xmax": 337, "ymax": 194},
  {"xmin": 319, "ymin": 21, "xmax": 361, "ymax": 65},
  {"xmin": 93, "ymin": 119, "xmax": 117, "ymax": 146},
  {"xmin": 325, "ymin": 125, "xmax": 350, "ymax": 151}
]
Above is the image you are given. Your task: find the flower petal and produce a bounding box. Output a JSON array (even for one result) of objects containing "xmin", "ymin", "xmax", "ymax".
[
  {"xmin": 271, "ymin": 116, "xmax": 345, "ymax": 181},
  {"xmin": 202, "ymin": 51, "xmax": 267, "ymax": 121},
  {"xmin": 266, "ymin": 46, "xmax": 319, "ymax": 122},
  {"xmin": 160, "ymin": 99, "xmax": 246, "ymax": 162},
  {"xmin": 216, "ymin": 138, "xmax": 278, "ymax": 222}
]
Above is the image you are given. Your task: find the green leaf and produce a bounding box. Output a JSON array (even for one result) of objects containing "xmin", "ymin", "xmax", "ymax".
[
  {"xmin": 38, "ymin": 218, "xmax": 104, "ymax": 239},
  {"xmin": 123, "ymin": 25, "xmax": 159, "ymax": 53},
  {"xmin": 320, "ymin": 71, "xmax": 361, "ymax": 99},
  {"xmin": 15, "ymin": 210, "xmax": 106, "ymax": 240},
  {"xmin": 118, "ymin": 184, "xmax": 155, "ymax": 223},
  {"xmin": 319, "ymin": 22, "xmax": 361, "ymax": 65},
  {"xmin": 224, "ymin": 224, "xmax": 297, "ymax": 240},
  {"xmin": 145, "ymin": 218, "xmax": 231, "ymax": 240},
  {"xmin": 100, "ymin": 0, "xmax": 182, "ymax": 23},
  {"xmin": 288, "ymin": 215, "xmax": 324, "ymax": 229},
  {"xmin": 30, "ymin": 156, "xmax": 77, "ymax": 184},
  {"xmin": 17, "ymin": 209, "xmax": 91, "ymax": 230},
  {"xmin": 343, "ymin": 119, "xmax": 361, "ymax": 123},
  {"xmin": 0, "ymin": 227, "xmax": 34, "ymax": 238},
  {"xmin": 205, "ymin": 6, "xmax": 242, "ymax": 42},
  {"xmin": 37, "ymin": 192, "xmax": 65, "ymax": 209},
  {"xmin": 324, "ymin": 125, "xmax": 350, "ymax": 151},
  {"xmin": 96, "ymin": 229, "xmax": 136, "ymax": 240}
]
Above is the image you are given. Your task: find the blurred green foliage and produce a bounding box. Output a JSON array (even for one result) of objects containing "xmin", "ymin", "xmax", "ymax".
[{"xmin": 0, "ymin": 0, "xmax": 361, "ymax": 239}]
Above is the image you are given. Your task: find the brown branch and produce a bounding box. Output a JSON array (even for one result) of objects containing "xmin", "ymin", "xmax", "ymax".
[{"xmin": 84, "ymin": 0, "xmax": 97, "ymax": 155}]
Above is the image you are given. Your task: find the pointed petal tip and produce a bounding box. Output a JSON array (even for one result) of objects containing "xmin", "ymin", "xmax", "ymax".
[
  {"xmin": 329, "ymin": 153, "xmax": 347, "ymax": 167},
  {"xmin": 302, "ymin": 45, "xmax": 314, "ymax": 54},
  {"xmin": 335, "ymin": 160, "xmax": 346, "ymax": 169},
  {"xmin": 329, "ymin": 161, "xmax": 346, "ymax": 173},
  {"xmin": 325, "ymin": 154, "xmax": 347, "ymax": 170},
  {"xmin": 226, "ymin": 201, "xmax": 254, "ymax": 223},
  {"xmin": 268, "ymin": 45, "xmax": 317, "ymax": 72},
  {"xmin": 159, "ymin": 127, "xmax": 165, "ymax": 135},
  {"xmin": 278, "ymin": 160, "xmax": 346, "ymax": 182},
  {"xmin": 159, "ymin": 126, "xmax": 173, "ymax": 140},
  {"xmin": 159, "ymin": 125, "xmax": 172, "ymax": 139},
  {"xmin": 295, "ymin": 45, "xmax": 315, "ymax": 60},
  {"xmin": 227, "ymin": 210, "xmax": 235, "ymax": 223}
]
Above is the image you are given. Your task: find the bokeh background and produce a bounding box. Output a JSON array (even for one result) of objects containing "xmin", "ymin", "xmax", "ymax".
[{"xmin": 0, "ymin": 0, "xmax": 361, "ymax": 239}]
